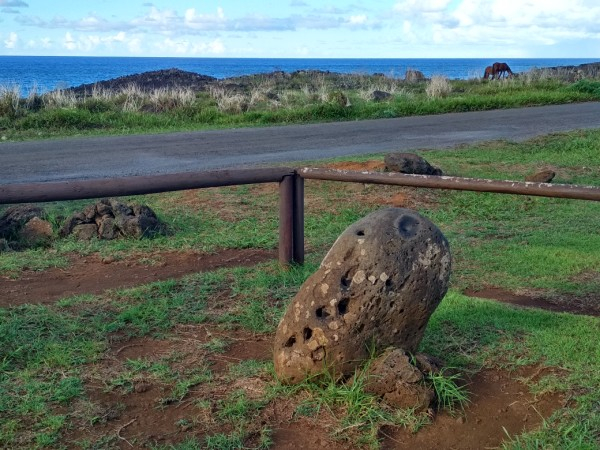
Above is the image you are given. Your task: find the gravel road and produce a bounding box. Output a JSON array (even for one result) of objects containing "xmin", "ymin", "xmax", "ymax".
[{"xmin": 2, "ymin": 102, "xmax": 599, "ymax": 184}]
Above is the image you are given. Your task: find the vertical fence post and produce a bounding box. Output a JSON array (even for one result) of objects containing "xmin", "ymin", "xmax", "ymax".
[
  {"xmin": 279, "ymin": 174, "xmax": 294, "ymax": 266},
  {"xmin": 293, "ymin": 174, "xmax": 305, "ymax": 265}
]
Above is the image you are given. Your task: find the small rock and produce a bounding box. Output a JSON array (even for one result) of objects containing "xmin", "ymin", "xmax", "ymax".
[
  {"xmin": 404, "ymin": 69, "xmax": 426, "ymax": 83},
  {"xmin": 456, "ymin": 416, "xmax": 466, "ymax": 424},
  {"xmin": 134, "ymin": 382, "xmax": 152, "ymax": 393},
  {"xmin": 72, "ymin": 224, "xmax": 98, "ymax": 241},
  {"xmin": 371, "ymin": 90, "xmax": 392, "ymax": 102},
  {"xmin": 525, "ymin": 170, "xmax": 555, "ymax": 183},
  {"xmin": 19, "ymin": 217, "xmax": 53, "ymax": 247},
  {"xmin": 363, "ymin": 348, "xmax": 435, "ymax": 411},
  {"xmin": 384, "ymin": 153, "xmax": 443, "ymax": 176}
]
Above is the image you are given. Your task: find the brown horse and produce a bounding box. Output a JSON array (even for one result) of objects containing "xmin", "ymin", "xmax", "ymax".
[
  {"xmin": 483, "ymin": 66, "xmax": 494, "ymax": 79},
  {"xmin": 492, "ymin": 62, "xmax": 513, "ymax": 79}
]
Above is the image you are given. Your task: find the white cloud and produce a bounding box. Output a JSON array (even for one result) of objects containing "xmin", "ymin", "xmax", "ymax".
[
  {"xmin": 390, "ymin": 0, "xmax": 600, "ymax": 53},
  {"xmin": 155, "ymin": 37, "xmax": 225, "ymax": 55},
  {"xmin": 62, "ymin": 31, "xmax": 136, "ymax": 53},
  {"xmin": 4, "ymin": 31, "xmax": 18, "ymax": 48},
  {"xmin": 348, "ymin": 15, "xmax": 367, "ymax": 25}
]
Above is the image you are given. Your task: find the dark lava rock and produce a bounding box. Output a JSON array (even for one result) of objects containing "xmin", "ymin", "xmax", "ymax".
[
  {"xmin": 384, "ymin": 153, "xmax": 443, "ymax": 176},
  {"xmin": 371, "ymin": 90, "xmax": 392, "ymax": 102},
  {"xmin": 405, "ymin": 69, "xmax": 426, "ymax": 83},
  {"xmin": 0, "ymin": 204, "xmax": 46, "ymax": 239},
  {"xmin": 525, "ymin": 170, "xmax": 556, "ymax": 183},
  {"xmin": 273, "ymin": 207, "xmax": 451, "ymax": 384},
  {"xmin": 61, "ymin": 198, "xmax": 166, "ymax": 240},
  {"xmin": 68, "ymin": 68, "xmax": 217, "ymax": 95}
]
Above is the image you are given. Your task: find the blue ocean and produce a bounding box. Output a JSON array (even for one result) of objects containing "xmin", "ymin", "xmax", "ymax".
[{"xmin": 0, "ymin": 56, "xmax": 598, "ymax": 95}]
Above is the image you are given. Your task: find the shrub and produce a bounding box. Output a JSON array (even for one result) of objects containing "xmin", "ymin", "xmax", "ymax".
[
  {"xmin": 0, "ymin": 85, "xmax": 20, "ymax": 118},
  {"xmin": 569, "ymin": 80, "xmax": 600, "ymax": 97},
  {"xmin": 426, "ymin": 75, "xmax": 452, "ymax": 99}
]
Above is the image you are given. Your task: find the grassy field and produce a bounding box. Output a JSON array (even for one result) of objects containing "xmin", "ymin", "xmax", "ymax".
[
  {"xmin": 0, "ymin": 130, "xmax": 599, "ymax": 448},
  {"xmin": 1, "ymin": 71, "xmax": 600, "ymax": 141}
]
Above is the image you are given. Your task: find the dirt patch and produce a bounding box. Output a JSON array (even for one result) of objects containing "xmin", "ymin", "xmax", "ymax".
[
  {"xmin": 62, "ymin": 325, "xmax": 563, "ymax": 449},
  {"xmin": 381, "ymin": 366, "xmax": 564, "ymax": 450},
  {"xmin": 465, "ymin": 287, "xmax": 600, "ymax": 317},
  {"xmin": 0, "ymin": 248, "xmax": 276, "ymax": 308}
]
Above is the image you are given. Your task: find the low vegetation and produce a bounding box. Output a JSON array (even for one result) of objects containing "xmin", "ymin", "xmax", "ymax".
[
  {"xmin": 1, "ymin": 69, "xmax": 600, "ymax": 141},
  {"xmin": 0, "ymin": 130, "xmax": 599, "ymax": 448}
]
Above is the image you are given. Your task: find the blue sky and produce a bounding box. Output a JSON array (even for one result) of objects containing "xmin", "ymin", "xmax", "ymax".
[{"xmin": 1, "ymin": 0, "xmax": 599, "ymax": 57}]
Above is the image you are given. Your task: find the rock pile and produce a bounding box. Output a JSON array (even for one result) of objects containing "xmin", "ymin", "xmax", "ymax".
[
  {"xmin": 274, "ymin": 207, "xmax": 451, "ymax": 412},
  {"xmin": 60, "ymin": 198, "xmax": 167, "ymax": 240}
]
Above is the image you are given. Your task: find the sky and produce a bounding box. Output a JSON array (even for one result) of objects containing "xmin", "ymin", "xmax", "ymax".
[{"xmin": 1, "ymin": 0, "xmax": 599, "ymax": 58}]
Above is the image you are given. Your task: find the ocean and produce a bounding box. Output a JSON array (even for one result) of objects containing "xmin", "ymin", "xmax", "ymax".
[{"xmin": 1, "ymin": 56, "xmax": 598, "ymax": 95}]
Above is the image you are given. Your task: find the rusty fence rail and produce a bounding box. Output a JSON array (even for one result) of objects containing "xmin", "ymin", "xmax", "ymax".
[{"xmin": 1, "ymin": 167, "xmax": 599, "ymax": 266}]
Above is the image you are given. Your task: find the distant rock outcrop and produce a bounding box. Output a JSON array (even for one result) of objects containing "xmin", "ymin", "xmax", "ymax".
[{"xmin": 69, "ymin": 69, "xmax": 217, "ymax": 95}]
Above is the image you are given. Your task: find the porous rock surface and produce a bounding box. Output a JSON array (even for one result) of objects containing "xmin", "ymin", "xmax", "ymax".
[
  {"xmin": 363, "ymin": 349, "xmax": 442, "ymax": 410},
  {"xmin": 384, "ymin": 153, "xmax": 443, "ymax": 176},
  {"xmin": 273, "ymin": 207, "xmax": 451, "ymax": 384},
  {"xmin": 60, "ymin": 198, "xmax": 166, "ymax": 240}
]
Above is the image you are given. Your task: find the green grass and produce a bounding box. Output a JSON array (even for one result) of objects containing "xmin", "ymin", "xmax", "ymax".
[{"xmin": 0, "ymin": 130, "xmax": 599, "ymax": 448}]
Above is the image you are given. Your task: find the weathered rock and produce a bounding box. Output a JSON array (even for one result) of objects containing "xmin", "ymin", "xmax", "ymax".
[
  {"xmin": 98, "ymin": 217, "xmax": 119, "ymax": 240},
  {"xmin": 0, "ymin": 204, "xmax": 46, "ymax": 239},
  {"xmin": 363, "ymin": 348, "xmax": 435, "ymax": 410},
  {"xmin": 371, "ymin": 90, "xmax": 392, "ymax": 102},
  {"xmin": 525, "ymin": 170, "xmax": 555, "ymax": 183},
  {"xmin": 274, "ymin": 207, "xmax": 451, "ymax": 384},
  {"xmin": 19, "ymin": 217, "xmax": 53, "ymax": 247},
  {"xmin": 72, "ymin": 224, "xmax": 99, "ymax": 241},
  {"xmin": 384, "ymin": 153, "xmax": 443, "ymax": 176},
  {"xmin": 59, "ymin": 212, "xmax": 87, "ymax": 237},
  {"xmin": 404, "ymin": 69, "xmax": 426, "ymax": 83}
]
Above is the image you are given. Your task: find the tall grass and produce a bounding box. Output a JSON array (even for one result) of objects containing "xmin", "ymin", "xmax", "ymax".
[{"xmin": 2, "ymin": 70, "xmax": 600, "ymax": 140}]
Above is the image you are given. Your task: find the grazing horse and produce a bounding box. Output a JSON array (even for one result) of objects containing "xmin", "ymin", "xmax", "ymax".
[
  {"xmin": 483, "ymin": 66, "xmax": 494, "ymax": 80},
  {"xmin": 492, "ymin": 62, "xmax": 513, "ymax": 79}
]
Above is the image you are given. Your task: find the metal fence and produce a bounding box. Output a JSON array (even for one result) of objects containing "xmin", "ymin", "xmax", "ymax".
[{"xmin": 2, "ymin": 167, "xmax": 599, "ymax": 266}]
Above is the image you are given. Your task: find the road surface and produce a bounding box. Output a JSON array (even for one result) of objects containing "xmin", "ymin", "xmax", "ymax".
[{"xmin": 2, "ymin": 102, "xmax": 599, "ymax": 184}]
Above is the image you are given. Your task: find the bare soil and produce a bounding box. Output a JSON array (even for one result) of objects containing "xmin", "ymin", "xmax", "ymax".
[
  {"xmin": 0, "ymin": 248, "xmax": 275, "ymax": 307},
  {"xmin": 60, "ymin": 322, "xmax": 563, "ymax": 449}
]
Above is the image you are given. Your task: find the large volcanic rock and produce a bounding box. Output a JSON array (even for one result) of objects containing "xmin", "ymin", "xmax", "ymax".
[{"xmin": 274, "ymin": 207, "xmax": 451, "ymax": 384}]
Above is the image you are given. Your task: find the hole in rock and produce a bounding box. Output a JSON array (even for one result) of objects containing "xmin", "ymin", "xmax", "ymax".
[
  {"xmin": 356, "ymin": 229, "xmax": 365, "ymax": 236},
  {"xmin": 337, "ymin": 298, "xmax": 350, "ymax": 315},
  {"xmin": 397, "ymin": 215, "xmax": 420, "ymax": 239},
  {"xmin": 303, "ymin": 327, "xmax": 313, "ymax": 341},
  {"xmin": 340, "ymin": 272, "xmax": 351, "ymax": 290},
  {"xmin": 316, "ymin": 307, "xmax": 330, "ymax": 319},
  {"xmin": 284, "ymin": 335, "xmax": 296, "ymax": 347}
]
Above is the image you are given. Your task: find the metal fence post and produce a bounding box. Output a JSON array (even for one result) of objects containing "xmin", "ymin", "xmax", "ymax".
[
  {"xmin": 279, "ymin": 174, "xmax": 294, "ymax": 266},
  {"xmin": 293, "ymin": 174, "xmax": 305, "ymax": 265}
]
